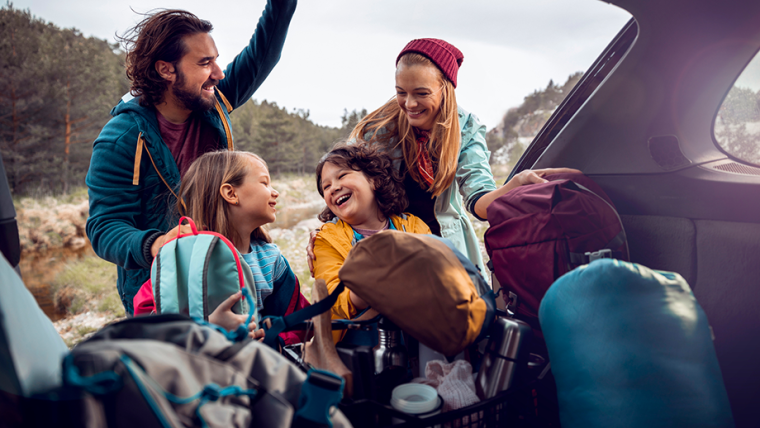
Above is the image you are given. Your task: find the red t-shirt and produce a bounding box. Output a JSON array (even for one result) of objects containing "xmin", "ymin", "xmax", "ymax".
[{"xmin": 156, "ymin": 111, "xmax": 221, "ymax": 176}]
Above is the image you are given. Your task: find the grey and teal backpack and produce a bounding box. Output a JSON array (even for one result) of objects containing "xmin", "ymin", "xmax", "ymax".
[{"xmin": 1, "ymin": 250, "xmax": 350, "ymax": 427}]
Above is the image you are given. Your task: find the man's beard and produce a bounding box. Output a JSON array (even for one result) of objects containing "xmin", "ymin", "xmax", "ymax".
[{"xmin": 172, "ymin": 70, "xmax": 217, "ymax": 113}]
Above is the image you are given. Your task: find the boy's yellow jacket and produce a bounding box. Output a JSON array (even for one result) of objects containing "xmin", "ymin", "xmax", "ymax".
[{"xmin": 313, "ymin": 213, "xmax": 431, "ymax": 343}]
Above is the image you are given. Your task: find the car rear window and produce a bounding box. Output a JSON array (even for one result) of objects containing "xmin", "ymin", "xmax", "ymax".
[{"xmin": 714, "ymin": 52, "xmax": 760, "ymax": 165}]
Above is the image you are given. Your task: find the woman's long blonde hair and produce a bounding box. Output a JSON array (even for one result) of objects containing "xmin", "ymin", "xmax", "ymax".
[
  {"xmin": 178, "ymin": 150, "xmax": 271, "ymax": 245},
  {"xmin": 350, "ymin": 53, "xmax": 460, "ymax": 197}
]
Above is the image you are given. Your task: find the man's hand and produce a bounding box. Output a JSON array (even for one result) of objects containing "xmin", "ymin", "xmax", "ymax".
[{"xmin": 151, "ymin": 223, "xmax": 194, "ymax": 257}]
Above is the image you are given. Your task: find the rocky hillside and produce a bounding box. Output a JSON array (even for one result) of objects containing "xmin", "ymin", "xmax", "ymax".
[{"xmin": 487, "ymin": 72, "xmax": 584, "ymax": 167}]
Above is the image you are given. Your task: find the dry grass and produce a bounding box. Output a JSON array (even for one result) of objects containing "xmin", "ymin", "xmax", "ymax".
[
  {"xmin": 15, "ymin": 189, "xmax": 89, "ymax": 253},
  {"xmin": 51, "ymin": 255, "xmax": 123, "ymax": 317}
]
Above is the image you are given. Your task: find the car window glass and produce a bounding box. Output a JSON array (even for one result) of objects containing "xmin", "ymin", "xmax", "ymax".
[{"xmin": 714, "ymin": 52, "xmax": 760, "ymax": 165}]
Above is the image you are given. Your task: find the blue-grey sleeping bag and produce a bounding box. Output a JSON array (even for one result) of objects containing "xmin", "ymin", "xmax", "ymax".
[{"xmin": 539, "ymin": 259, "xmax": 734, "ymax": 428}]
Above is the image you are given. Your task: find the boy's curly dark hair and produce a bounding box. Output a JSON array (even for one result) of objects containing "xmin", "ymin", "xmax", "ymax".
[
  {"xmin": 117, "ymin": 10, "xmax": 213, "ymax": 107},
  {"xmin": 316, "ymin": 142, "xmax": 408, "ymax": 223}
]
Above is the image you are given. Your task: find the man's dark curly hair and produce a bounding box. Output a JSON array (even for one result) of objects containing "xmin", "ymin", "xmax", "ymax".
[
  {"xmin": 316, "ymin": 142, "xmax": 409, "ymax": 223},
  {"xmin": 117, "ymin": 10, "xmax": 213, "ymax": 107}
]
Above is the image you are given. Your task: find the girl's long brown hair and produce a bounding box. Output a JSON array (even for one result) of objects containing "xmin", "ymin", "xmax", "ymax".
[
  {"xmin": 350, "ymin": 53, "xmax": 460, "ymax": 198},
  {"xmin": 178, "ymin": 150, "xmax": 271, "ymax": 245}
]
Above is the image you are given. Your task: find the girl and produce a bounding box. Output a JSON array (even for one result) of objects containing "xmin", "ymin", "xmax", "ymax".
[
  {"xmin": 136, "ymin": 150, "xmax": 309, "ymax": 345},
  {"xmin": 313, "ymin": 143, "xmax": 430, "ymax": 343},
  {"xmin": 309, "ymin": 38, "xmax": 577, "ymax": 273}
]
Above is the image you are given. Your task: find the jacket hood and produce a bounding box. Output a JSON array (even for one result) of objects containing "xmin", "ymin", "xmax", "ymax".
[
  {"xmin": 110, "ymin": 94, "xmax": 163, "ymax": 141},
  {"xmin": 111, "ymin": 93, "xmax": 149, "ymax": 117}
]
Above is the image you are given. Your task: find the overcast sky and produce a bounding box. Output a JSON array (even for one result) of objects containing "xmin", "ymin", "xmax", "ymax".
[{"xmin": 13, "ymin": 0, "xmax": 631, "ymax": 129}]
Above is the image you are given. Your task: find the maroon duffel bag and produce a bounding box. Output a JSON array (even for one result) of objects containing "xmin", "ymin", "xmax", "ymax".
[{"xmin": 485, "ymin": 173, "xmax": 629, "ymax": 334}]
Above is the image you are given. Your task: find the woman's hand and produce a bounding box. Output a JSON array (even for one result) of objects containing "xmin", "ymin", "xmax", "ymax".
[
  {"xmin": 306, "ymin": 229, "xmax": 319, "ymax": 277},
  {"xmin": 474, "ymin": 167, "xmax": 582, "ymax": 220},
  {"xmin": 509, "ymin": 167, "xmax": 582, "ymax": 187},
  {"xmin": 209, "ymin": 291, "xmax": 262, "ymax": 340}
]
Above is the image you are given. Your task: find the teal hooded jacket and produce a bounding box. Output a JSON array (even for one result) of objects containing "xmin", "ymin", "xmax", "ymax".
[
  {"xmin": 425, "ymin": 107, "xmax": 496, "ymax": 274},
  {"xmin": 85, "ymin": 0, "xmax": 297, "ymax": 314}
]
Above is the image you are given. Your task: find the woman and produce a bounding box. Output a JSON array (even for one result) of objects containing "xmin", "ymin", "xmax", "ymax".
[{"xmin": 308, "ymin": 38, "xmax": 576, "ymax": 273}]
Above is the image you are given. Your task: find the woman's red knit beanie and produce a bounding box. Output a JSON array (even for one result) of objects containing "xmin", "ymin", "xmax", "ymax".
[{"xmin": 396, "ymin": 38, "xmax": 464, "ymax": 87}]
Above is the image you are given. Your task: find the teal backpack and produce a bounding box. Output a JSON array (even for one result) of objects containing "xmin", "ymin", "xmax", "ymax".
[{"xmin": 148, "ymin": 216, "xmax": 258, "ymax": 322}]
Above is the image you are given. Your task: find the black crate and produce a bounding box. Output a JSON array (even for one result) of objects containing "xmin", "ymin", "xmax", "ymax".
[{"xmin": 339, "ymin": 385, "xmax": 550, "ymax": 428}]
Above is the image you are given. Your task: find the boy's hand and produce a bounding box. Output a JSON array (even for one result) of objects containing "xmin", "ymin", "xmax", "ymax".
[
  {"xmin": 305, "ymin": 229, "xmax": 319, "ymax": 277},
  {"xmin": 209, "ymin": 291, "xmax": 260, "ymax": 339},
  {"xmin": 251, "ymin": 328, "xmax": 266, "ymax": 341}
]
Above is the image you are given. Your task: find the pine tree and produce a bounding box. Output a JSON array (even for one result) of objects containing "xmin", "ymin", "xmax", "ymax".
[
  {"xmin": 0, "ymin": 4, "xmax": 127, "ymax": 194},
  {"xmin": 255, "ymin": 103, "xmax": 299, "ymax": 175},
  {"xmin": 0, "ymin": 6, "xmax": 56, "ymax": 192},
  {"xmin": 47, "ymin": 29, "xmax": 126, "ymax": 193}
]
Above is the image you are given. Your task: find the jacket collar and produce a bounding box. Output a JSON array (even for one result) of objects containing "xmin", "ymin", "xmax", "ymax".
[
  {"xmin": 319, "ymin": 219, "xmax": 354, "ymax": 259},
  {"xmin": 112, "ymin": 89, "xmax": 233, "ymax": 150},
  {"xmin": 319, "ymin": 215, "xmax": 409, "ymax": 258}
]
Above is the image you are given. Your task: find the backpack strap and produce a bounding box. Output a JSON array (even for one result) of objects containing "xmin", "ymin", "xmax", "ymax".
[
  {"xmin": 568, "ymin": 230, "xmax": 627, "ymax": 265},
  {"xmin": 119, "ymin": 353, "xmax": 259, "ymax": 428},
  {"xmin": 261, "ymin": 282, "xmax": 345, "ymax": 349},
  {"xmin": 474, "ymin": 290, "xmax": 498, "ymax": 344},
  {"xmin": 566, "ymin": 181, "xmax": 630, "ymax": 265},
  {"xmin": 63, "ymin": 353, "xmax": 122, "ymax": 395},
  {"xmin": 154, "ymin": 238, "xmax": 181, "ymax": 314},
  {"xmin": 187, "ymin": 234, "xmax": 218, "ymax": 319}
]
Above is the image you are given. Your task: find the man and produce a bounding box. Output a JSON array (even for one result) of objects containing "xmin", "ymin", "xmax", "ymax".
[{"xmin": 86, "ymin": 0, "xmax": 297, "ymax": 314}]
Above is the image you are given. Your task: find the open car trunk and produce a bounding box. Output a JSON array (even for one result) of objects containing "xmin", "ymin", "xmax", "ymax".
[{"xmin": 512, "ymin": 0, "xmax": 760, "ymax": 426}]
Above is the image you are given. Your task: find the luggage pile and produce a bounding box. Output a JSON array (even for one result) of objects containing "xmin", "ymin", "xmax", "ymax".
[{"xmin": 323, "ymin": 173, "xmax": 734, "ymax": 427}]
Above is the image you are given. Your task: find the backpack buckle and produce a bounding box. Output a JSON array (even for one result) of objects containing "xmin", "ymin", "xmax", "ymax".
[
  {"xmin": 585, "ymin": 249, "xmax": 613, "ymax": 262},
  {"xmin": 506, "ymin": 291, "xmax": 519, "ymax": 316},
  {"xmin": 294, "ymin": 369, "xmax": 344, "ymax": 426}
]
